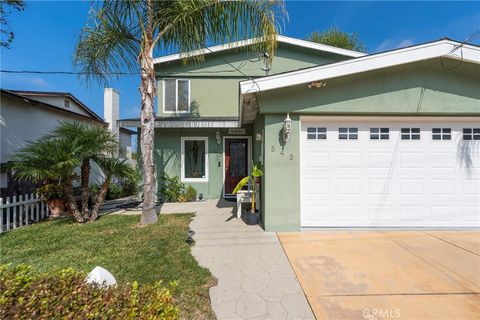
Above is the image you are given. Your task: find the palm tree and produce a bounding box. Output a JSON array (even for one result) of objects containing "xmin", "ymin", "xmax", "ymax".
[
  {"xmin": 10, "ymin": 121, "xmax": 137, "ymax": 223},
  {"xmin": 49, "ymin": 122, "xmax": 118, "ymax": 219},
  {"xmin": 74, "ymin": 0, "xmax": 284, "ymax": 225}
]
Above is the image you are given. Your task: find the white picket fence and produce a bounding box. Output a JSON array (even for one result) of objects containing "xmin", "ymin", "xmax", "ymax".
[{"xmin": 0, "ymin": 194, "xmax": 50, "ymax": 233}]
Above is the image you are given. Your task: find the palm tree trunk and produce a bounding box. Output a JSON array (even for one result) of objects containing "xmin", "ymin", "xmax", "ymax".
[
  {"xmin": 89, "ymin": 176, "xmax": 111, "ymax": 222},
  {"xmin": 80, "ymin": 159, "xmax": 90, "ymax": 219},
  {"xmin": 139, "ymin": 42, "xmax": 158, "ymax": 225},
  {"xmin": 65, "ymin": 178, "xmax": 84, "ymax": 223}
]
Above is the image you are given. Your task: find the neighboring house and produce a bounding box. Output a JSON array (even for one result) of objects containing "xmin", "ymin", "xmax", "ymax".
[
  {"xmin": 119, "ymin": 36, "xmax": 480, "ymax": 231},
  {"xmin": 0, "ymin": 88, "xmax": 136, "ymax": 197}
]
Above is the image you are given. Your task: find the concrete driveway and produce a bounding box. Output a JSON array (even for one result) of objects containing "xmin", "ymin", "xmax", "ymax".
[{"xmin": 278, "ymin": 231, "xmax": 480, "ymax": 320}]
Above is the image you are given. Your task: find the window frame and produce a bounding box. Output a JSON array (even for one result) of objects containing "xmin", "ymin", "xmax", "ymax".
[
  {"xmin": 307, "ymin": 127, "xmax": 327, "ymax": 140},
  {"xmin": 162, "ymin": 78, "xmax": 191, "ymax": 113},
  {"xmin": 463, "ymin": 128, "xmax": 480, "ymax": 141},
  {"xmin": 338, "ymin": 127, "xmax": 358, "ymax": 140},
  {"xmin": 432, "ymin": 128, "xmax": 452, "ymax": 141},
  {"xmin": 370, "ymin": 127, "xmax": 390, "ymax": 140},
  {"xmin": 180, "ymin": 136, "xmax": 208, "ymax": 183},
  {"xmin": 401, "ymin": 128, "xmax": 421, "ymax": 140}
]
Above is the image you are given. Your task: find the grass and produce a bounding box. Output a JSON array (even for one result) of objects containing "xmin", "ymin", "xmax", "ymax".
[{"xmin": 0, "ymin": 214, "xmax": 216, "ymax": 320}]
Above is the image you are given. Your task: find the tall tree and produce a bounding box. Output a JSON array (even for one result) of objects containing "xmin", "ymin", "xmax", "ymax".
[
  {"xmin": 306, "ymin": 27, "xmax": 367, "ymax": 53},
  {"xmin": 74, "ymin": 0, "xmax": 284, "ymax": 225},
  {"xmin": 0, "ymin": 0, "xmax": 25, "ymax": 48}
]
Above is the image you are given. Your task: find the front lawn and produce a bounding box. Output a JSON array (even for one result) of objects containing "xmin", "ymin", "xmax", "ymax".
[{"xmin": 0, "ymin": 214, "xmax": 216, "ymax": 320}]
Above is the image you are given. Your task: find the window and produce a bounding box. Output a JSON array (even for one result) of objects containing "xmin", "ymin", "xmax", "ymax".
[
  {"xmin": 181, "ymin": 137, "xmax": 208, "ymax": 182},
  {"xmin": 163, "ymin": 79, "xmax": 190, "ymax": 113},
  {"xmin": 370, "ymin": 128, "xmax": 389, "ymax": 140},
  {"xmin": 339, "ymin": 127, "xmax": 358, "ymax": 140},
  {"xmin": 432, "ymin": 128, "xmax": 451, "ymax": 140},
  {"xmin": 463, "ymin": 128, "xmax": 480, "ymax": 141},
  {"xmin": 401, "ymin": 128, "xmax": 420, "ymax": 140},
  {"xmin": 307, "ymin": 127, "xmax": 327, "ymax": 140},
  {"xmin": 64, "ymin": 99, "xmax": 70, "ymax": 108}
]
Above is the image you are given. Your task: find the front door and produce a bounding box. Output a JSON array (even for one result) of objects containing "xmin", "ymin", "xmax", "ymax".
[{"xmin": 224, "ymin": 138, "xmax": 248, "ymax": 195}]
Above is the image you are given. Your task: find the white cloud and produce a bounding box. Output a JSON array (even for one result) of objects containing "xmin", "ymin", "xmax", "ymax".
[
  {"xmin": 375, "ymin": 38, "xmax": 415, "ymax": 53},
  {"xmin": 0, "ymin": 74, "xmax": 50, "ymax": 89}
]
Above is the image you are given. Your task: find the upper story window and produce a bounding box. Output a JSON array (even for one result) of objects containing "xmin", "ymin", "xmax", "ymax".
[
  {"xmin": 401, "ymin": 128, "xmax": 420, "ymax": 140},
  {"xmin": 64, "ymin": 99, "xmax": 70, "ymax": 108},
  {"xmin": 163, "ymin": 79, "xmax": 190, "ymax": 113},
  {"xmin": 432, "ymin": 128, "xmax": 451, "ymax": 140},
  {"xmin": 339, "ymin": 127, "xmax": 358, "ymax": 140},
  {"xmin": 463, "ymin": 128, "xmax": 480, "ymax": 140}
]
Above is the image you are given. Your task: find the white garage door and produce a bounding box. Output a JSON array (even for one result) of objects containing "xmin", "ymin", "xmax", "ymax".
[{"xmin": 300, "ymin": 117, "xmax": 480, "ymax": 228}]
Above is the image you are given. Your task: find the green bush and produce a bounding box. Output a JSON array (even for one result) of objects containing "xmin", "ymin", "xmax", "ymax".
[
  {"xmin": 184, "ymin": 185, "xmax": 197, "ymax": 202},
  {"xmin": 122, "ymin": 178, "xmax": 137, "ymax": 197},
  {"xmin": 160, "ymin": 174, "xmax": 197, "ymax": 203},
  {"xmin": 0, "ymin": 264, "xmax": 178, "ymax": 320},
  {"xmin": 106, "ymin": 183, "xmax": 123, "ymax": 200}
]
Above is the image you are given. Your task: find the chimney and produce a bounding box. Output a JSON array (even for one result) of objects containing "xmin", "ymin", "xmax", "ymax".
[{"xmin": 104, "ymin": 88, "xmax": 120, "ymax": 143}]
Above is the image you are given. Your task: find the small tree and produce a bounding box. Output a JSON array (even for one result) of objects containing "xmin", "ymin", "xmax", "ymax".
[{"xmin": 306, "ymin": 27, "xmax": 367, "ymax": 53}]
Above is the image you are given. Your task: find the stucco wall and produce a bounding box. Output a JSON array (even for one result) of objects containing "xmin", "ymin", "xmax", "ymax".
[
  {"xmin": 154, "ymin": 127, "xmax": 252, "ymax": 200},
  {"xmin": 257, "ymin": 58, "xmax": 480, "ymax": 115},
  {"xmin": 156, "ymin": 43, "xmax": 351, "ymax": 117},
  {"xmin": 119, "ymin": 130, "xmax": 133, "ymax": 151}
]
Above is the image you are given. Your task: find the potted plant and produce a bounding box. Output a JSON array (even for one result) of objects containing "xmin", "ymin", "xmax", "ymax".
[
  {"xmin": 233, "ymin": 164, "xmax": 263, "ymax": 225},
  {"xmin": 36, "ymin": 183, "xmax": 66, "ymax": 218}
]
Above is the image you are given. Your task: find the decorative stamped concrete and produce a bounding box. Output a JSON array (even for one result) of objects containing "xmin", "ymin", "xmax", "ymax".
[{"xmin": 162, "ymin": 199, "xmax": 315, "ymax": 320}]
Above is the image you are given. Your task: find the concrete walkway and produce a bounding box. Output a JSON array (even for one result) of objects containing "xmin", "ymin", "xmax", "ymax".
[{"xmin": 161, "ymin": 199, "xmax": 314, "ymax": 320}]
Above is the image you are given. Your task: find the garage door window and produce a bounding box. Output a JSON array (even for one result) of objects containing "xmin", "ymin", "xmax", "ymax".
[
  {"xmin": 432, "ymin": 128, "xmax": 451, "ymax": 140},
  {"xmin": 401, "ymin": 128, "xmax": 420, "ymax": 140},
  {"xmin": 463, "ymin": 128, "xmax": 480, "ymax": 140},
  {"xmin": 307, "ymin": 127, "xmax": 327, "ymax": 140},
  {"xmin": 339, "ymin": 128, "xmax": 358, "ymax": 140},
  {"xmin": 370, "ymin": 128, "xmax": 389, "ymax": 140}
]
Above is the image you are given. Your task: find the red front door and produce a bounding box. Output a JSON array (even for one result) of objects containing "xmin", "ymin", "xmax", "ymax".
[{"xmin": 224, "ymin": 138, "xmax": 248, "ymax": 195}]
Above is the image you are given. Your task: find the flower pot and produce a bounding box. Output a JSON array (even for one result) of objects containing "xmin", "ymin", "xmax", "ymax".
[
  {"xmin": 245, "ymin": 210, "xmax": 260, "ymax": 225},
  {"xmin": 48, "ymin": 198, "xmax": 66, "ymax": 218}
]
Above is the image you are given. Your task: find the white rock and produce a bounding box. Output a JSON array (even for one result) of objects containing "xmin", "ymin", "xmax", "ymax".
[{"xmin": 85, "ymin": 266, "xmax": 116, "ymax": 287}]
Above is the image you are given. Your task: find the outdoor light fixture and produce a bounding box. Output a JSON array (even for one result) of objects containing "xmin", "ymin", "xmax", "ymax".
[
  {"xmin": 216, "ymin": 130, "xmax": 221, "ymax": 145},
  {"xmin": 308, "ymin": 81, "xmax": 327, "ymax": 89},
  {"xmin": 283, "ymin": 113, "xmax": 292, "ymax": 142}
]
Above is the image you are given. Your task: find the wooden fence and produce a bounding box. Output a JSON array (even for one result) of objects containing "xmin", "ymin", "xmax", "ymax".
[{"xmin": 0, "ymin": 194, "xmax": 50, "ymax": 233}]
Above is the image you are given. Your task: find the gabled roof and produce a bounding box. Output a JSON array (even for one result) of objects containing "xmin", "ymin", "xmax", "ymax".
[
  {"xmin": 1, "ymin": 89, "xmax": 106, "ymax": 123},
  {"xmin": 153, "ymin": 35, "xmax": 366, "ymax": 65},
  {"xmin": 240, "ymin": 38, "xmax": 480, "ymax": 94},
  {"xmin": 5, "ymin": 89, "xmax": 104, "ymax": 121}
]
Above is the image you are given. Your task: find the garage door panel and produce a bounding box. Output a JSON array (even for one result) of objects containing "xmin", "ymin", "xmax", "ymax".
[{"xmin": 300, "ymin": 118, "xmax": 480, "ymax": 228}]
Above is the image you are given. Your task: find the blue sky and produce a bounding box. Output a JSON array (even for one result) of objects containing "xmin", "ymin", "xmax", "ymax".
[{"xmin": 1, "ymin": 1, "xmax": 479, "ymax": 126}]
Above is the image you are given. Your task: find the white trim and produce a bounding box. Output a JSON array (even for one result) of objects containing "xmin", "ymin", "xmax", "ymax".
[
  {"xmin": 117, "ymin": 119, "xmax": 240, "ymax": 128},
  {"xmin": 153, "ymin": 35, "xmax": 366, "ymax": 65},
  {"xmin": 180, "ymin": 136, "xmax": 209, "ymax": 183},
  {"xmin": 240, "ymin": 39, "xmax": 480, "ymax": 94},
  {"xmin": 222, "ymin": 136, "xmax": 252, "ymax": 198},
  {"xmin": 162, "ymin": 79, "xmax": 191, "ymax": 114}
]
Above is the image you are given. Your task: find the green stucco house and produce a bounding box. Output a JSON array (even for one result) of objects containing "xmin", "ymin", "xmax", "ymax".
[{"xmin": 119, "ymin": 36, "xmax": 480, "ymax": 231}]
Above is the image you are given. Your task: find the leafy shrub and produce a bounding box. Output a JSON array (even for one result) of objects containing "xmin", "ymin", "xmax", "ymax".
[
  {"xmin": 160, "ymin": 174, "xmax": 197, "ymax": 203},
  {"xmin": 36, "ymin": 183, "xmax": 65, "ymax": 201},
  {"xmin": 106, "ymin": 183, "xmax": 123, "ymax": 200},
  {"xmin": 122, "ymin": 178, "xmax": 137, "ymax": 197},
  {"xmin": 184, "ymin": 185, "xmax": 197, "ymax": 202},
  {"xmin": 0, "ymin": 264, "xmax": 178, "ymax": 320}
]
